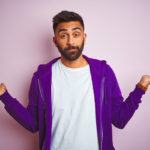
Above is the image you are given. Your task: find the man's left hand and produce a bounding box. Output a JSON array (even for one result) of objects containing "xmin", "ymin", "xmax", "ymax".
[{"xmin": 139, "ymin": 75, "xmax": 150, "ymax": 91}]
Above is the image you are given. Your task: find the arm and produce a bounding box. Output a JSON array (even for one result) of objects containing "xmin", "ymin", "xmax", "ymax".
[
  {"xmin": 107, "ymin": 65, "xmax": 148, "ymax": 129},
  {"xmin": 0, "ymin": 73, "xmax": 39, "ymax": 133}
]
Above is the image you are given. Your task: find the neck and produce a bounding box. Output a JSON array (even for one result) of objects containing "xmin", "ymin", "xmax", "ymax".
[{"xmin": 61, "ymin": 54, "xmax": 89, "ymax": 68}]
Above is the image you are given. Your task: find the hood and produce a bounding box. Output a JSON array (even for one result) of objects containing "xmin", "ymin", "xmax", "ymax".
[{"xmin": 36, "ymin": 54, "xmax": 107, "ymax": 79}]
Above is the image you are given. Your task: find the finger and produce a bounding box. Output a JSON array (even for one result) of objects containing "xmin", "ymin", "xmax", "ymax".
[
  {"xmin": 0, "ymin": 83, "xmax": 4, "ymax": 86},
  {"xmin": 0, "ymin": 84, "xmax": 6, "ymax": 89}
]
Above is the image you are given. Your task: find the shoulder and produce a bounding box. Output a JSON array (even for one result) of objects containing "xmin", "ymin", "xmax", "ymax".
[
  {"xmin": 85, "ymin": 55, "xmax": 116, "ymax": 79},
  {"xmin": 33, "ymin": 57, "xmax": 60, "ymax": 78},
  {"xmin": 92, "ymin": 57, "xmax": 116, "ymax": 78}
]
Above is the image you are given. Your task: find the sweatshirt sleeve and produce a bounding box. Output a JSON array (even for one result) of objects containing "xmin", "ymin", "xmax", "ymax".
[
  {"xmin": 0, "ymin": 73, "xmax": 39, "ymax": 133},
  {"xmin": 107, "ymin": 65, "xmax": 146, "ymax": 129},
  {"xmin": 0, "ymin": 90, "xmax": 14, "ymax": 104}
]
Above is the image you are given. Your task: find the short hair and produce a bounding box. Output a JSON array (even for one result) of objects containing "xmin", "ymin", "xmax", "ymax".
[{"xmin": 52, "ymin": 10, "xmax": 84, "ymax": 33}]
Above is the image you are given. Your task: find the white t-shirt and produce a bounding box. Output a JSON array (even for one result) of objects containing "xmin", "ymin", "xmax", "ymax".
[{"xmin": 51, "ymin": 58, "xmax": 99, "ymax": 150}]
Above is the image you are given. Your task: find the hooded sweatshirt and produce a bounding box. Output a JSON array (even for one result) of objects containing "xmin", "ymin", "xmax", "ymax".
[{"xmin": 0, "ymin": 54, "xmax": 145, "ymax": 150}]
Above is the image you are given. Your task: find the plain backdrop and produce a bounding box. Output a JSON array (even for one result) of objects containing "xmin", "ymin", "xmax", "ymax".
[{"xmin": 0, "ymin": 0, "xmax": 150, "ymax": 150}]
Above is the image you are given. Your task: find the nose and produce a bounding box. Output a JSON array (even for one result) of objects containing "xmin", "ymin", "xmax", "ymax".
[{"xmin": 67, "ymin": 35, "xmax": 74, "ymax": 45}]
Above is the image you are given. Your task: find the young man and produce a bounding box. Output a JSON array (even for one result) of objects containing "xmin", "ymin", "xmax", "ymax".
[{"xmin": 0, "ymin": 10, "xmax": 150, "ymax": 150}]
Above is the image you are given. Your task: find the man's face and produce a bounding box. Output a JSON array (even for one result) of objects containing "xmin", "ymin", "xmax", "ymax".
[{"xmin": 53, "ymin": 21, "xmax": 87, "ymax": 61}]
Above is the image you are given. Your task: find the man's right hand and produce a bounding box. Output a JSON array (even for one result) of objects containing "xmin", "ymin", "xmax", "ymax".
[{"xmin": 0, "ymin": 83, "xmax": 7, "ymax": 96}]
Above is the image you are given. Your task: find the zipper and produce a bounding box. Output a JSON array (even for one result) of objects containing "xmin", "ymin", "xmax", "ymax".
[
  {"xmin": 100, "ymin": 77, "xmax": 105, "ymax": 150},
  {"xmin": 37, "ymin": 78, "xmax": 46, "ymax": 111},
  {"xmin": 37, "ymin": 78, "xmax": 46, "ymax": 150}
]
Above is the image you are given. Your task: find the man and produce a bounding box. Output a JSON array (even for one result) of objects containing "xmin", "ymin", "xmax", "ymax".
[{"xmin": 0, "ymin": 10, "xmax": 150, "ymax": 150}]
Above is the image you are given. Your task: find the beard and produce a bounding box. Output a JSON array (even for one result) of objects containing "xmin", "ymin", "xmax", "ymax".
[{"xmin": 56, "ymin": 40, "xmax": 84, "ymax": 61}]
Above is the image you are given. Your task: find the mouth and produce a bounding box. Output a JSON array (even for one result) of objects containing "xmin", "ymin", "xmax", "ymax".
[{"xmin": 68, "ymin": 48, "xmax": 77, "ymax": 51}]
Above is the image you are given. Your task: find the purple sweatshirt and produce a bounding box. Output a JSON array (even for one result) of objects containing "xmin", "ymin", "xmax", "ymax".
[{"xmin": 0, "ymin": 54, "xmax": 145, "ymax": 150}]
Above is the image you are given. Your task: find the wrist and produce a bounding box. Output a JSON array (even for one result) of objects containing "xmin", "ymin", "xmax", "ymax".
[{"xmin": 137, "ymin": 82, "xmax": 148, "ymax": 92}]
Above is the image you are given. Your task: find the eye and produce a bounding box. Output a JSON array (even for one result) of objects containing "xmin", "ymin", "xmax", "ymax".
[
  {"xmin": 74, "ymin": 33, "xmax": 79, "ymax": 37},
  {"xmin": 60, "ymin": 34, "xmax": 67, "ymax": 39}
]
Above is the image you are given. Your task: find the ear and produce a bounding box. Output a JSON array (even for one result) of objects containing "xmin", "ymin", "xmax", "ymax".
[
  {"xmin": 83, "ymin": 33, "xmax": 87, "ymax": 43},
  {"xmin": 53, "ymin": 37, "xmax": 57, "ymax": 47}
]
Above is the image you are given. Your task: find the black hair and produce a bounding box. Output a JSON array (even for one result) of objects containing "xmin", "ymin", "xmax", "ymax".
[{"xmin": 52, "ymin": 10, "xmax": 84, "ymax": 33}]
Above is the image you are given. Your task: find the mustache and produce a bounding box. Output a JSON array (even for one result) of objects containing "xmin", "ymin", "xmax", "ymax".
[{"xmin": 64, "ymin": 46, "xmax": 79, "ymax": 51}]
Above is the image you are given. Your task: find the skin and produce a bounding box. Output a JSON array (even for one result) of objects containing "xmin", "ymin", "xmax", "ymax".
[
  {"xmin": 0, "ymin": 21, "xmax": 150, "ymax": 95},
  {"xmin": 53, "ymin": 21, "xmax": 88, "ymax": 68}
]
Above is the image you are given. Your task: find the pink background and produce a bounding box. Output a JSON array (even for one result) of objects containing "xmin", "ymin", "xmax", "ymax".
[{"xmin": 0, "ymin": 0, "xmax": 150, "ymax": 150}]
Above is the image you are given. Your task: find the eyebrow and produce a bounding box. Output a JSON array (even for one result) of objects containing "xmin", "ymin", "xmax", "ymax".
[{"xmin": 58, "ymin": 27, "xmax": 82, "ymax": 33}]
